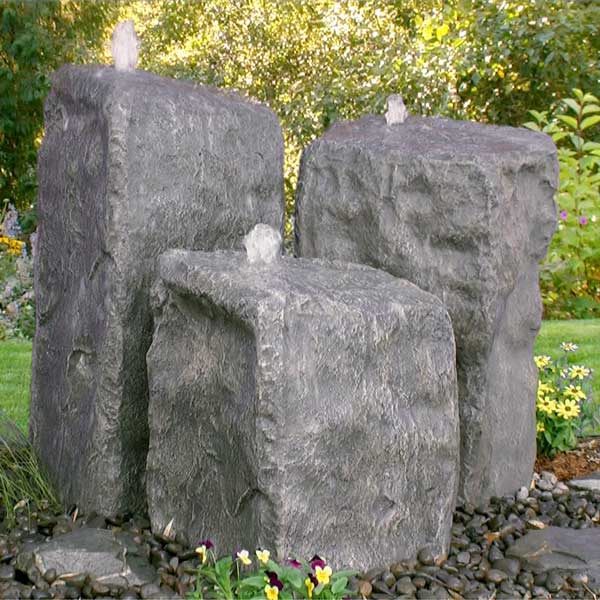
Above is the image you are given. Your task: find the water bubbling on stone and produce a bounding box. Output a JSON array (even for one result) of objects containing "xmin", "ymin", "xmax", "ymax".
[
  {"xmin": 111, "ymin": 20, "xmax": 140, "ymax": 72},
  {"xmin": 243, "ymin": 224, "xmax": 282, "ymax": 264}
]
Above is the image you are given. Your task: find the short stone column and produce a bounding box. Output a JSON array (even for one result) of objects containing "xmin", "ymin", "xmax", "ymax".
[
  {"xmin": 146, "ymin": 248, "xmax": 459, "ymax": 570},
  {"xmin": 295, "ymin": 115, "xmax": 558, "ymax": 505},
  {"xmin": 30, "ymin": 65, "xmax": 284, "ymax": 515}
]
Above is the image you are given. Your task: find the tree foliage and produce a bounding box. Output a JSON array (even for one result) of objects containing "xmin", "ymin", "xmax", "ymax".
[
  {"xmin": 0, "ymin": 0, "xmax": 118, "ymax": 215},
  {"xmin": 1, "ymin": 0, "xmax": 599, "ymax": 239}
]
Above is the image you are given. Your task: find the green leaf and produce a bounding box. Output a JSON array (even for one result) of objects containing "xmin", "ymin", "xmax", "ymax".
[
  {"xmin": 556, "ymin": 115, "xmax": 578, "ymax": 129},
  {"xmin": 331, "ymin": 577, "xmax": 348, "ymax": 595},
  {"xmin": 562, "ymin": 98, "xmax": 580, "ymax": 114},
  {"xmin": 582, "ymin": 104, "xmax": 600, "ymax": 116},
  {"xmin": 581, "ymin": 115, "xmax": 600, "ymax": 130},
  {"xmin": 238, "ymin": 576, "xmax": 268, "ymax": 589},
  {"xmin": 583, "ymin": 93, "xmax": 599, "ymax": 103}
]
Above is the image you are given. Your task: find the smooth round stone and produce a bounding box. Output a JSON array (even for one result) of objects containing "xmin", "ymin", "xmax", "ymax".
[
  {"xmin": 417, "ymin": 548, "xmax": 435, "ymax": 566},
  {"xmin": 485, "ymin": 569, "xmax": 508, "ymax": 584},
  {"xmin": 517, "ymin": 571, "xmax": 534, "ymax": 588},
  {"xmin": 395, "ymin": 577, "xmax": 416, "ymax": 595},
  {"xmin": 412, "ymin": 577, "xmax": 426, "ymax": 589},
  {"xmin": 91, "ymin": 581, "xmax": 110, "ymax": 596},
  {"xmin": 0, "ymin": 564, "xmax": 15, "ymax": 581},
  {"xmin": 446, "ymin": 576, "xmax": 464, "ymax": 593},
  {"xmin": 42, "ymin": 569, "xmax": 56, "ymax": 585},
  {"xmin": 389, "ymin": 563, "xmax": 404, "ymax": 578},
  {"xmin": 545, "ymin": 572, "xmax": 565, "ymax": 593},
  {"xmin": 533, "ymin": 573, "xmax": 548, "ymax": 587},
  {"xmin": 140, "ymin": 583, "xmax": 162, "ymax": 599},
  {"xmin": 568, "ymin": 572, "xmax": 589, "ymax": 586},
  {"xmin": 532, "ymin": 585, "xmax": 550, "ymax": 597},
  {"xmin": 492, "ymin": 558, "xmax": 520, "ymax": 578},
  {"xmin": 30, "ymin": 590, "xmax": 51, "ymax": 600},
  {"xmin": 357, "ymin": 580, "xmax": 372, "ymax": 597},
  {"xmin": 516, "ymin": 487, "xmax": 529, "ymax": 502},
  {"xmin": 381, "ymin": 571, "xmax": 396, "ymax": 588},
  {"xmin": 371, "ymin": 579, "xmax": 393, "ymax": 596},
  {"xmin": 488, "ymin": 546, "xmax": 504, "ymax": 562}
]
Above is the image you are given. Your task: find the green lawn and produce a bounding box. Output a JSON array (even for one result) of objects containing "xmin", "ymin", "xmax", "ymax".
[
  {"xmin": 0, "ymin": 339, "xmax": 31, "ymax": 432},
  {"xmin": 1, "ymin": 320, "xmax": 598, "ymax": 434}
]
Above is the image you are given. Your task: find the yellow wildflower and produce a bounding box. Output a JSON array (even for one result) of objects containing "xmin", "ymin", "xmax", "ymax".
[
  {"xmin": 534, "ymin": 355, "xmax": 552, "ymax": 369},
  {"xmin": 305, "ymin": 577, "xmax": 315, "ymax": 598},
  {"xmin": 256, "ymin": 548, "xmax": 270, "ymax": 564},
  {"xmin": 568, "ymin": 365, "xmax": 590, "ymax": 380},
  {"xmin": 315, "ymin": 565, "xmax": 333, "ymax": 585},
  {"xmin": 265, "ymin": 585, "xmax": 279, "ymax": 600},
  {"xmin": 236, "ymin": 549, "xmax": 252, "ymax": 566},
  {"xmin": 555, "ymin": 399, "xmax": 581, "ymax": 420},
  {"xmin": 563, "ymin": 385, "xmax": 586, "ymax": 401},
  {"xmin": 537, "ymin": 381, "xmax": 554, "ymax": 398},
  {"xmin": 560, "ymin": 342, "xmax": 578, "ymax": 352},
  {"xmin": 536, "ymin": 422, "xmax": 545, "ymax": 433},
  {"xmin": 537, "ymin": 397, "xmax": 557, "ymax": 415}
]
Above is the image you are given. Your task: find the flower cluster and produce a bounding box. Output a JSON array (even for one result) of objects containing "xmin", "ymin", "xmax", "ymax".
[
  {"xmin": 535, "ymin": 343, "xmax": 596, "ymax": 456},
  {"xmin": 189, "ymin": 540, "xmax": 356, "ymax": 600},
  {"xmin": 0, "ymin": 235, "xmax": 25, "ymax": 257},
  {"xmin": 0, "ymin": 206, "xmax": 35, "ymax": 339}
]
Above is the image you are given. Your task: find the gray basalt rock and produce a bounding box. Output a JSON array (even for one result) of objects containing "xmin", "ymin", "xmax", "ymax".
[
  {"xmin": 30, "ymin": 65, "xmax": 284, "ymax": 515},
  {"xmin": 294, "ymin": 115, "xmax": 558, "ymax": 505},
  {"xmin": 31, "ymin": 528, "xmax": 157, "ymax": 586},
  {"xmin": 146, "ymin": 249, "xmax": 459, "ymax": 570}
]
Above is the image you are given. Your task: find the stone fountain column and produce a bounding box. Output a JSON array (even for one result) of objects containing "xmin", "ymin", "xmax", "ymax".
[
  {"xmin": 145, "ymin": 239, "xmax": 460, "ymax": 570},
  {"xmin": 30, "ymin": 65, "xmax": 284, "ymax": 515},
  {"xmin": 294, "ymin": 112, "xmax": 558, "ymax": 505}
]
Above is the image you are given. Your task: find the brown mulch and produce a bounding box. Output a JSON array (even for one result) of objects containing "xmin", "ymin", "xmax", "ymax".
[{"xmin": 535, "ymin": 436, "xmax": 600, "ymax": 481}]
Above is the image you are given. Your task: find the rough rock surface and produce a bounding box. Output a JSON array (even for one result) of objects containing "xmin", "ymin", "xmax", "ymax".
[
  {"xmin": 507, "ymin": 527, "xmax": 600, "ymax": 585},
  {"xmin": 31, "ymin": 528, "xmax": 157, "ymax": 586},
  {"xmin": 30, "ymin": 65, "xmax": 284, "ymax": 516},
  {"xmin": 295, "ymin": 115, "xmax": 558, "ymax": 505},
  {"xmin": 146, "ymin": 249, "xmax": 459, "ymax": 571}
]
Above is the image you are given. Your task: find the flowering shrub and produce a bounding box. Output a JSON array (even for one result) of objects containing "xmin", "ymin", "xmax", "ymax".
[
  {"xmin": 0, "ymin": 203, "xmax": 35, "ymax": 340},
  {"xmin": 189, "ymin": 541, "xmax": 356, "ymax": 600},
  {"xmin": 524, "ymin": 90, "xmax": 600, "ymax": 319},
  {"xmin": 535, "ymin": 343, "xmax": 597, "ymax": 457}
]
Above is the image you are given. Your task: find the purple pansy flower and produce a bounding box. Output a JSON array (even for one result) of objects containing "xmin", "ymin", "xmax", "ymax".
[
  {"xmin": 265, "ymin": 570, "xmax": 284, "ymax": 590},
  {"xmin": 287, "ymin": 558, "xmax": 302, "ymax": 569},
  {"xmin": 308, "ymin": 573, "xmax": 319, "ymax": 587},
  {"xmin": 310, "ymin": 555, "xmax": 326, "ymax": 570},
  {"xmin": 198, "ymin": 539, "xmax": 214, "ymax": 550}
]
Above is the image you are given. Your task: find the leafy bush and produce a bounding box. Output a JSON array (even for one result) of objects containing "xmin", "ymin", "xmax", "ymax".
[
  {"xmin": 524, "ymin": 90, "xmax": 600, "ymax": 319},
  {"xmin": 189, "ymin": 542, "xmax": 356, "ymax": 600},
  {"xmin": 535, "ymin": 343, "xmax": 597, "ymax": 457}
]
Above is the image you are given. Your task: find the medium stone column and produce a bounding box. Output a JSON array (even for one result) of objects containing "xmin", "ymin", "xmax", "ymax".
[
  {"xmin": 295, "ymin": 115, "xmax": 558, "ymax": 505},
  {"xmin": 30, "ymin": 65, "xmax": 284, "ymax": 515},
  {"xmin": 146, "ymin": 249, "xmax": 460, "ymax": 570}
]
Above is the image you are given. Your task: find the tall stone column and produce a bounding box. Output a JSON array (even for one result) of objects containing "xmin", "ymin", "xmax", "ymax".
[
  {"xmin": 31, "ymin": 65, "xmax": 284, "ymax": 515},
  {"xmin": 295, "ymin": 114, "xmax": 558, "ymax": 504}
]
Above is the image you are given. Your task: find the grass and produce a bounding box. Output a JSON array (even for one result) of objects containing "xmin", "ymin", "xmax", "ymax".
[
  {"xmin": 0, "ymin": 320, "xmax": 598, "ymax": 434},
  {"xmin": 0, "ymin": 339, "xmax": 31, "ymax": 432}
]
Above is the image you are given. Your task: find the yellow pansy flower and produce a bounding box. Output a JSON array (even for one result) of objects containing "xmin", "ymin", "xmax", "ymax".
[
  {"xmin": 256, "ymin": 548, "xmax": 270, "ymax": 564},
  {"xmin": 555, "ymin": 399, "xmax": 581, "ymax": 420},
  {"xmin": 305, "ymin": 577, "xmax": 315, "ymax": 598},
  {"xmin": 195, "ymin": 544, "xmax": 208, "ymax": 564},
  {"xmin": 237, "ymin": 549, "xmax": 252, "ymax": 566},
  {"xmin": 265, "ymin": 585, "xmax": 279, "ymax": 600},
  {"xmin": 315, "ymin": 565, "xmax": 333, "ymax": 585}
]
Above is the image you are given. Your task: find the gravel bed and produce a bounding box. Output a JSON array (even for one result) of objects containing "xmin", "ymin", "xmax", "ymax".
[{"xmin": 0, "ymin": 472, "xmax": 598, "ymax": 599}]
